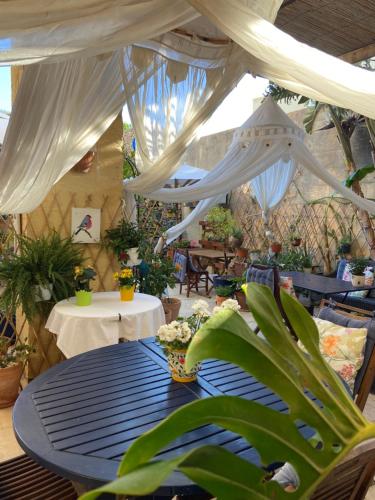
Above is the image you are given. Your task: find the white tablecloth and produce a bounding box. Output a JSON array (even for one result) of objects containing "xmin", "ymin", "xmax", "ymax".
[{"xmin": 45, "ymin": 292, "xmax": 165, "ymax": 358}]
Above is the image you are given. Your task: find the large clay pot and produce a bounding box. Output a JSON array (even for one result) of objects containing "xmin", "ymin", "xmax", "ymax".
[
  {"xmin": 229, "ymin": 236, "xmax": 243, "ymax": 249},
  {"xmin": 234, "ymin": 290, "xmax": 249, "ymax": 311},
  {"xmin": 161, "ymin": 298, "xmax": 181, "ymax": 321},
  {"xmin": 235, "ymin": 247, "xmax": 249, "ymax": 259},
  {"xmin": 0, "ymin": 363, "xmax": 23, "ymax": 408},
  {"xmin": 215, "ymin": 295, "xmax": 228, "ymax": 306},
  {"xmin": 163, "ymin": 308, "xmax": 172, "ymax": 324}
]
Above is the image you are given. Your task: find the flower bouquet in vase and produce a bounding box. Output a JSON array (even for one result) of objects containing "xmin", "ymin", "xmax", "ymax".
[
  {"xmin": 114, "ymin": 267, "xmax": 137, "ymax": 301},
  {"xmin": 74, "ymin": 266, "xmax": 97, "ymax": 306}
]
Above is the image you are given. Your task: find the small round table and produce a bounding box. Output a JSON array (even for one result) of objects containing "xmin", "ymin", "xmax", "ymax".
[{"xmin": 45, "ymin": 292, "xmax": 165, "ymax": 358}]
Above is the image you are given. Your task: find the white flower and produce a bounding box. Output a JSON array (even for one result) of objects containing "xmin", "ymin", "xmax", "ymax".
[
  {"xmin": 191, "ymin": 299, "xmax": 211, "ymax": 318},
  {"xmin": 213, "ymin": 299, "xmax": 241, "ymax": 316}
]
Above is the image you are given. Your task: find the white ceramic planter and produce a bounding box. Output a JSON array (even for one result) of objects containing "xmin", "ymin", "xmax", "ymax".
[
  {"xmin": 352, "ymin": 275, "xmax": 365, "ymax": 287},
  {"xmin": 127, "ymin": 247, "xmax": 141, "ymax": 266},
  {"xmin": 34, "ymin": 283, "xmax": 53, "ymax": 302}
]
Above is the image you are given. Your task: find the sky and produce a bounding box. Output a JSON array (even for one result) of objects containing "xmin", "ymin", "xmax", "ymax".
[{"xmin": 0, "ymin": 66, "xmax": 268, "ymax": 137}]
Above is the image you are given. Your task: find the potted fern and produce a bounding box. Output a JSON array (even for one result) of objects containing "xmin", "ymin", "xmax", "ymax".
[{"xmin": 0, "ymin": 232, "xmax": 84, "ymax": 322}]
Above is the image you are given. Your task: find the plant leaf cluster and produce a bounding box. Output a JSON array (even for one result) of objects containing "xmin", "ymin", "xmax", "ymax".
[
  {"xmin": 80, "ymin": 283, "xmax": 375, "ymax": 500},
  {"xmin": 0, "ymin": 232, "xmax": 84, "ymax": 321}
]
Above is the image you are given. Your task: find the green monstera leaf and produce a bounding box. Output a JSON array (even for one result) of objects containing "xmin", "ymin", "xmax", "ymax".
[{"xmin": 80, "ymin": 283, "xmax": 375, "ymax": 500}]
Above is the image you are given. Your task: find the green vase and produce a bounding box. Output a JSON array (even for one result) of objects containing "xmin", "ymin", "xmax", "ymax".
[{"xmin": 75, "ymin": 290, "xmax": 92, "ymax": 306}]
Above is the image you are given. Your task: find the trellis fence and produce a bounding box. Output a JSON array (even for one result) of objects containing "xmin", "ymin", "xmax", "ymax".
[{"xmin": 231, "ymin": 184, "xmax": 373, "ymax": 275}]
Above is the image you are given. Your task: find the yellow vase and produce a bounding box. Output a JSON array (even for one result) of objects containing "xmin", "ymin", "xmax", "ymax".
[{"xmin": 120, "ymin": 285, "xmax": 135, "ymax": 301}]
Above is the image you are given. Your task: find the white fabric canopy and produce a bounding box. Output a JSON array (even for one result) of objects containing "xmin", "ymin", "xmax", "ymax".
[
  {"xmin": 123, "ymin": 44, "xmax": 246, "ymax": 193},
  {"xmin": 157, "ymin": 98, "xmax": 375, "ymax": 242},
  {"xmin": 2, "ymin": 0, "xmax": 375, "ymax": 214},
  {"xmin": 250, "ymin": 158, "xmax": 296, "ymax": 219},
  {"xmin": 169, "ymin": 164, "xmax": 207, "ymax": 181}
]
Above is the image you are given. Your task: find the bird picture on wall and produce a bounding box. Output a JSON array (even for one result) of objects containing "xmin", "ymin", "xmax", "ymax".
[{"xmin": 71, "ymin": 208, "xmax": 101, "ymax": 243}]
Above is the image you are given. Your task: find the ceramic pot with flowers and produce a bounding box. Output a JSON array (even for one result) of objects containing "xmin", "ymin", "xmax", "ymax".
[
  {"xmin": 114, "ymin": 267, "xmax": 137, "ymax": 302},
  {"xmin": 156, "ymin": 299, "xmax": 211, "ymax": 382},
  {"xmin": 74, "ymin": 266, "xmax": 97, "ymax": 306}
]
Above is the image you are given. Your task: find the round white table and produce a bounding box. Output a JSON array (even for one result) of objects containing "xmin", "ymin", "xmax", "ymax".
[{"xmin": 45, "ymin": 292, "xmax": 165, "ymax": 358}]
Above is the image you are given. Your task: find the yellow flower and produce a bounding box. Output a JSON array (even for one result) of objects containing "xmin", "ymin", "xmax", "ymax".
[{"xmin": 113, "ymin": 272, "xmax": 119, "ymax": 280}]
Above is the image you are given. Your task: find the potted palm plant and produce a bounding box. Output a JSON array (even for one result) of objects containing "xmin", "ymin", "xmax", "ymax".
[
  {"xmin": 349, "ymin": 258, "xmax": 368, "ymax": 286},
  {"xmin": 0, "ymin": 337, "xmax": 33, "ymax": 408}
]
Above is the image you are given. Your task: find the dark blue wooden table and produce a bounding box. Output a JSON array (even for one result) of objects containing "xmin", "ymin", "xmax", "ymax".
[{"xmin": 13, "ymin": 338, "xmax": 313, "ymax": 497}]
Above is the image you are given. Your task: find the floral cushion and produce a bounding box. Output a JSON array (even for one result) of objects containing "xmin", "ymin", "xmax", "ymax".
[{"xmin": 308, "ymin": 317, "xmax": 367, "ymax": 391}]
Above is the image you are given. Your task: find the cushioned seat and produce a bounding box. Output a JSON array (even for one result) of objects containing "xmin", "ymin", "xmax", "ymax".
[{"xmin": 318, "ymin": 306, "xmax": 375, "ymax": 407}]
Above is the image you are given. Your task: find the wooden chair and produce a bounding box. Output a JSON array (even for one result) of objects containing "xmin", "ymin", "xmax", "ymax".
[
  {"xmin": 310, "ymin": 438, "xmax": 375, "ymax": 500},
  {"xmin": 173, "ymin": 251, "xmax": 209, "ymax": 298},
  {"xmin": 317, "ymin": 299, "xmax": 375, "ymax": 411},
  {"xmin": 0, "ymin": 454, "xmax": 77, "ymax": 499}
]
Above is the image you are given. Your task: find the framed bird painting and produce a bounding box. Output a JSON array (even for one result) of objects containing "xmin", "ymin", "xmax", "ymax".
[{"xmin": 71, "ymin": 208, "xmax": 101, "ymax": 244}]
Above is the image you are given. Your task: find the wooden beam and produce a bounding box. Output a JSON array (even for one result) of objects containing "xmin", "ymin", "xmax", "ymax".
[{"xmin": 340, "ymin": 43, "xmax": 375, "ymax": 63}]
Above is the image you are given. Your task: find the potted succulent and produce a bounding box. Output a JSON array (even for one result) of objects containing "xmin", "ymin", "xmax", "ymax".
[
  {"xmin": 301, "ymin": 251, "xmax": 313, "ymax": 273},
  {"xmin": 214, "ymin": 284, "xmax": 234, "ymax": 305},
  {"xmin": 229, "ymin": 228, "xmax": 244, "ymax": 249},
  {"xmin": 104, "ymin": 218, "xmax": 144, "ymax": 265},
  {"xmin": 338, "ymin": 234, "xmax": 352, "ymax": 255},
  {"xmin": 348, "ymin": 258, "xmax": 368, "ymax": 286},
  {"xmin": 74, "ymin": 266, "xmax": 97, "ymax": 306},
  {"xmin": 0, "ymin": 232, "xmax": 83, "ymax": 322},
  {"xmin": 156, "ymin": 300, "xmax": 211, "ymax": 382},
  {"xmin": 0, "ymin": 337, "xmax": 33, "ymax": 408},
  {"xmin": 113, "ymin": 267, "xmax": 137, "ymax": 301}
]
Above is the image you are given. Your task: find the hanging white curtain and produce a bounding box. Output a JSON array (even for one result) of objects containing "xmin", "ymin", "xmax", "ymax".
[
  {"xmin": 188, "ymin": 0, "xmax": 375, "ymax": 119},
  {"xmin": 123, "ymin": 43, "xmax": 247, "ymax": 193},
  {"xmin": 250, "ymin": 159, "xmax": 296, "ymax": 219},
  {"xmin": 0, "ymin": 52, "xmax": 125, "ymax": 213},
  {"xmin": 141, "ymin": 98, "xmax": 375, "ymax": 214},
  {"xmin": 0, "ymin": 0, "xmax": 198, "ymax": 64}
]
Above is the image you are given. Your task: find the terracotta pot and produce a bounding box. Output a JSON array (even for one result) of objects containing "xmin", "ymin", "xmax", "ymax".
[
  {"xmin": 163, "ymin": 308, "xmax": 172, "ymax": 324},
  {"xmin": 229, "ymin": 236, "xmax": 243, "ymax": 249},
  {"xmin": 271, "ymin": 243, "xmax": 282, "ymax": 254},
  {"xmin": 72, "ymin": 150, "xmax": 95, "ymax": 174},
  {"xmin": 235, "ymin": 247, "xmax": 249, "ymax": 259},
  {"xmin": 352, "ymin": 275, "xmax": 365, "ymax": 287},
  {"xmin": 235, "ymin": 290, "xmax": 249, "ymax": 311},
  {"xmin": 216, "ymin": 295, "xmax": 228, "ymax": 305},
  {"xmin": 161, "ymin": 298, "xmax": 181, "ymax": 321},
  {"xmin": 0, "ymin": 363, "xmax": 23, "ymax": 408},
  {"xmin": 166, "ymin": 348, "xmax": 200, "ymax": 382},
  {"xmin": 166, "ymin": 248, "xmax": 174, "ymax": 260},
  {"xmin": 291, "ymin": 238, "xmax": 302, "ymax": 247}
]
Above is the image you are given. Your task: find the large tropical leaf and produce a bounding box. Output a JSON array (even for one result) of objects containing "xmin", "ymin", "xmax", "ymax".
[{"xmin": 80, "ymin": 284, "xmax": 375, "ymax": 500}]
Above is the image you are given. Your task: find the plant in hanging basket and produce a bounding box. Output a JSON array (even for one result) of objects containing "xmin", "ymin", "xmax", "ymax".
[
  {"xmin": 338, "ymin": 234, "xmax": 352, "ymax": 255},
  {"xmin": 270, "ymin": 242, "xmax": 282, "ymax": 254},
  {"xmin": 104, "ymin": 218, "xmax": 144, "ymax": 260},
  {"xmin": 229, "ymin": 228, "xmax": 244, "ymax": 249}
]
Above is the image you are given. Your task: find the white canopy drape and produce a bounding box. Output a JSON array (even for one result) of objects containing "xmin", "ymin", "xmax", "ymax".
[
  {"xmin": 157, "ymin": 98, "xmax": 375, "ymax": 242},
  {"xmin": 1, "ymin": 0, "xmax": 375, "ymax": 214}
]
